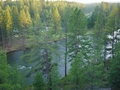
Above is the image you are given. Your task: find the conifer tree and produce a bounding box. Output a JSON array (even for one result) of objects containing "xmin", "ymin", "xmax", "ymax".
[
  {"xmin": 24, "ymin": 6, "xmax": 32, "ymax": 27},
  {"xmin": 49, "ymin": 65, "xmax": 60, "ymax": 90},
  {"xmin": 19, "ymin": 9, "xmax": 27, "ymax": 29},
  {"xmin": 0, "ymin": 0, "xmax": 4, "ymax": 9},
  {"xmin": 109, "ymin": 42, "xmax": 120, "ymax": 89},
  {"xmin": 69, "ymin": 52, "xmax": 86, "ymax": 90},
  {"xmin": 19, "ymin": 9, "xmax": 27, "ymax": 47},
  {"xmin": 67, "ymin": 8, "xmax": 88, "ymax": 90},
  {"xmin": 106, "ymin": 4, "xmax": 119, "ymax": 34},
  {"xmin": 19, "ymin": 7, "xmax": 32, "ymax": 47},
  {"xmin": 93, "ymin": 9, "xmax": 105, "ymax": 62},
  {"xmin": 11, "ymin": 6, "xmax": 19, "ymax": 30},
  {"xmin": 106, "ymin": 4, "xmax": 119, "ymax": 59},
  {"xmin": 33, "ymin": 72, "xmax": 45, "ymax": 90},
  {"xmin": 67, "ymin": 8, "xmax": 87, "ymax": 61},
  {"xmin": 9, "ymin": 66, "xmax": 25, "ymax": 90},
  {"xmin": 0, "ymin": 47, "xmax": 11, "ymax": 90},
  {"xmin": 52, "ymin": 7, "xmax": 61, "ymax": 34},
  {"xmin": 4, "ymin": 5, "xmax": 12, "ymax": 33},
  {"xmin": 4, "ymin": 5, "xmax": 12, "ymax": 48},
  {"xmin": 88, "ymin": 6, "xmax": 100, "ymax": 29},
  {"xmin": 0, "ymin": 7, "xmax": 4, "ymax": 47}
]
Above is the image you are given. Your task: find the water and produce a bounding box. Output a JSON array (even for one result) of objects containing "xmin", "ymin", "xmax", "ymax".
[
  {"xmin": 7, "ymin": 29, "xmax": 120, "ymax": 85},
  {"xmin": 7, "ymin": 40, "xmax": 71, "ymax": 85},
  {"xmin": 7, "ymin": 50, "xmax": 35, "ymax": 84}
]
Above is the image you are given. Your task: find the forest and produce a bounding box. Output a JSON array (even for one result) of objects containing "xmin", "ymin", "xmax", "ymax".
[{"xmin": 0, "ymin": 0, "xmax": 120, "ymax": 90}]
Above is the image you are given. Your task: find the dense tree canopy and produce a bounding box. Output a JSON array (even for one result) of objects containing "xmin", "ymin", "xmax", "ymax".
[{"xmin": 0, "ymin": 0, "xmax": 120, "ymax": 90}]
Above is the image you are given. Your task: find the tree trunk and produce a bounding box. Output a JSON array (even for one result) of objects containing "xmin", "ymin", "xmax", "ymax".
[
  {"xmin": 65, "ymin": 28, "xmax": 67, "ymax": 77},
  {"xmin": 104, "ymin": 40, "xmax": 107, "ymax": 68},
  {"xmin": 112, "ymin": 31, "xmax": 115, "ymax": 59},
  {"xmin": 45, "ymin": 48, "xmax": 49, "ymax": 76},
  {"xmin": 8, "ymin": 33, "xmax": 12, "ymax": 48},
  {"xmin": 1, "ymin": 28, "xmax": 5, "ymax": 48},
  {"xmin": 44, "ymin": 48, "xmax": 52, "ymax": 90}
]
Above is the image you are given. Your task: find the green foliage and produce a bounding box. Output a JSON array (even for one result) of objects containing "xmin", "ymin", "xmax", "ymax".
[
  {"xmin": 19, "ymin": 8, "xmax": 32, "ymax": 29},
  {"xmin": 0, "ymin": 47, "xmax": 11, "ymax": 90},
  {"xmin": 4, "ymin": 5, "xmax": 12, "ymax": 33},
  {"xmin": 67, "ymin": 8, "xmax": 87, "ymax": 61},
  {"xmin": 68, "ymin": 8, "xmax": 87, "ymax": 35},
  {"xmin": 88, "ymin": 6, "xmax": 100, "ymax": 29},
  {"xmin": 9, "ymin": 66, "xmax": 25, "ymax": 90},
  {"xmin": 0, "ymin": 48, "xmax": 26, "ymax": 90},
  {"xmin": 33, "ymin": 72, "xmax": 45, "ymax": 90},
  {"xmin": 0, "ymin": 84, "xmax": 12, "ymax": 90},
  {"xmin": 86, "ymin": 61, "xmax": 105, "ymax": 88},
  {"xmin": 11, "ymin": 6, "xmax": 19, "ymax": 30},
  {"xmin": 49, "ymin": 65, "xmax": 60, "ymax": 90},
  {"xmin": 53, "ymin": 7, "xmax": 60, "ymax": 23},
  {"xmin": 106, "ymin": 4, "xmax": 119, "ymax": 34},
  {"xmin": 101, "ymin": 2, "xmax": 110, "ymax": 12},
  {"xmin": 51, "ymin": 7, "xmax": 62, "ymax": 34},
  {"xmin": 109, "ymin": 42, "xmax": 120, "ymax": 89},
  {"xmin": 69, "ymin": 52, "xmax": 86, "ymax": 90},
  {"xmin": 0, "ymin": 1, "xmax": 120, "ymax": 89}
]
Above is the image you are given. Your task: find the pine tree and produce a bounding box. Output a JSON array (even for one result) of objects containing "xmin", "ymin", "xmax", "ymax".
[
  {"xmin": 106, "ymin": 4, "xmax": 119, "ymax": 59},
  {"xmin": 24, "ymin": 6, "xmax": 32, "ymax": 27},
  {"xmin": 69, "ymin": 52, "xmax": 86, "ymax": 90},
  {"xmin": 4, "ymin": 5, "xmax": 12, "ymax": 33},
  {"xmin": 67, "ymin": 8, "xmax": 87, "ymax": 61},
  {"xmin": 0, "ymin": 0, "xmax": 4, "ymax": 9},
  {"xmin": 19, "ymin": 0, "xmax": 24, "ymax": 9},
  {"xmin": 4, "ymin": 5, "xmax": 12, "ymax": 48},
  {"xmin": 67, "ymin": 8, "xmax": 88, "ymax": 90},
  {"xmin": 11, "ymin": 6, "xmax": 19, "ymax": 30},
  {"xmin": 88, "ymin": 6, "xmax": 100, "ymax": 29},
  {"xmin": 49, "ymin": 65, "xmax": 60, "ymax": 90},
  {"xmin": 9, "ymin": 66, "xmax": 25, "ymax": 90},
  {"xmin": 106, "ymin": 4, "xmax": 119, "ymax": 34},
  {"xmin": 0, "ymin": 8, "xmax": 6, "ymax": 48},
  {"xmin": 93, "ymin": 9, "xmax": 105, "ymax": 62},
  {"xmin": 19, "ymin": 7, "xmax": 32, "ymax": 47},
  {"xmin": 101, "ymin": 2, "xmax": 110, "ymax": 13},
  {"xmin": 22, "ymin": 20, "xmax": 60, "ymax": 89},
  {"xmin": 19, "ymin": 6, "xmax": 32, "ymax": 29},
  {"xmin": 19, "ymin": 9, "xmax": 27, "ymax": 29},
  {"xmin": 0, "ymin": 47, "xmax": 12, "ymax": 90},
  {"xmin": 0, "ymin": 7, "xmax": 4, "ymax": 47},
  {"xmin": 33, "ymin": 72, "xmax": 45, "ymax": 90},
  {"xmin": 51, "ymin": 7, "xmax": 61, "ymax": 34},
  {"xmin": 19, "ymin": 9, "xmax": 27, "ymax": 47},
  {"xmin": 109, "ymin": 42, "xmax": 120, "ymax": 89},
  {"xmin": 62, "ymin": 5, "xmax": 73, "ymax": 77}
]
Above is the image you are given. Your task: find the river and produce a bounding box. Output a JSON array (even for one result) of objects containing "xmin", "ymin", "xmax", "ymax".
[{"xmin": 7, "ymin": 40, "xmax": 71, "ymax": 85}]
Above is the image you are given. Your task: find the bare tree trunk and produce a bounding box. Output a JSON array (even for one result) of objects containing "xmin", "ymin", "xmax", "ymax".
[
  {"xmin": 104, "ymin": 40, "xmax": 107, "ymax": 68},
  {"xmin": 8, "ymin": 33, "xmax": 12, "ymax": 48},
  {"xmin": 112, "ymin": 31, "xmax": 115, "ymax": 59},
  {"xmin": 44, "ymin": 48, "xmax": 52, "ymax": 90},
  {"xmin": 65, "ymin": 28, "xmax": 67, "ymax": 77},
  {"xmin": 1, "ymin": 28, "xmax": 5, "ymax": 48},
  {"xmin": 45, "ymin": 48, "xmax": 49, "ymax": 76}
]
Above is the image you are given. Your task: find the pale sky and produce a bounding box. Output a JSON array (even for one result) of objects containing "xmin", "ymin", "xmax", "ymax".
[
  {"xmin": 49, "ymin": 0, "xmax": 120, "ymax": 4},
  {"xmin": 68, "ymin": 0, "xmax": 120, "ymax": 3}
]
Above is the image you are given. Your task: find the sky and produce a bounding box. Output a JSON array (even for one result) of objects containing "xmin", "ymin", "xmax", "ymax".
[
  {"xmin": 68, "ymin": 0, "xmax": 120, "ymax": 3},
  {"xmin": 49, "ymin": 0, "xmax": 120, "ymax": 4}
]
